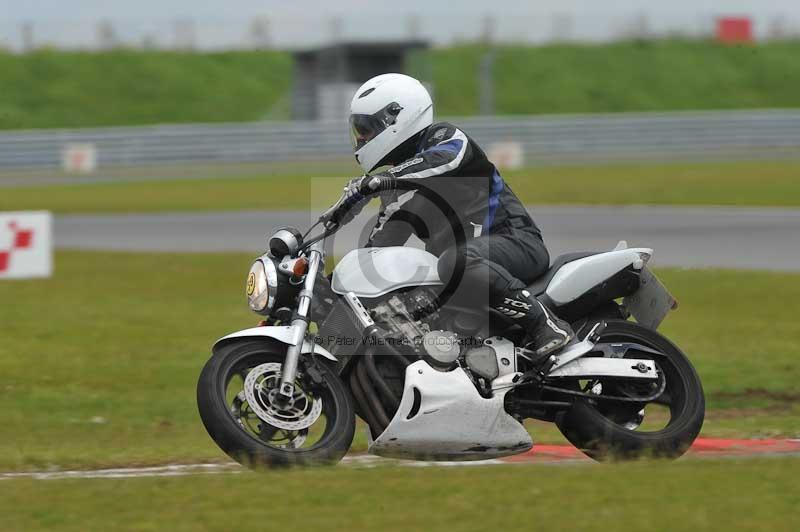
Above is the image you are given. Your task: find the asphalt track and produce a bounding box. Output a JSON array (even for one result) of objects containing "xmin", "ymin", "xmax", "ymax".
[
  {"xmin": 55, "ymin": 206, "xmax": 800, "ymax": 271},
  {"xmin": 2, "ymin": 438, "xmax": 799, "ymax": 480}
]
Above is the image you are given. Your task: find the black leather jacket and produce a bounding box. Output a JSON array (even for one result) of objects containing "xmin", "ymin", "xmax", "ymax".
[{"xmin": 366, "ymin": 122, "xmax": 540, "ymax": 255}]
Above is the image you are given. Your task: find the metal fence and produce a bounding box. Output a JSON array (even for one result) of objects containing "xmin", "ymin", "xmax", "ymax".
[{"xmin": 1, "ymin": 110, "xmax": 800, "ymax": 171}]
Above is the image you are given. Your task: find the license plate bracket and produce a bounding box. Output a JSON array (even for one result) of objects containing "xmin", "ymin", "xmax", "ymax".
[{"xmin": 623, "ymin": 268, "xmax": 677, "ymax": 330}]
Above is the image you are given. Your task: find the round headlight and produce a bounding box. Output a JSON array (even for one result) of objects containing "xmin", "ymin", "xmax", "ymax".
[{"xmin": 246, "ymin": 258, "xmax": 278, "ymax": 315}]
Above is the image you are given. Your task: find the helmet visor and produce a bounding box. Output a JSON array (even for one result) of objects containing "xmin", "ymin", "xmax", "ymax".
[{"xmin": 349, "ymin": 102, "xmax": 404, "ymax": 152}]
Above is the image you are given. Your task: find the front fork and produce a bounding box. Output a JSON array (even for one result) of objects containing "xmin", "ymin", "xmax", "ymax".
[{"xmin": 276, "ymin": 243, "xmax": 324, "ymax": 404}]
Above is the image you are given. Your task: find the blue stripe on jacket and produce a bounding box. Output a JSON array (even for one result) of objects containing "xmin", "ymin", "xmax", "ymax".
[
  {"xmin": 424, "ymin": 139, "xmax": 463, "ymax": 155},
  {"xmin": 481, "ymin": 170, "xmax": 504, "ymax": 234}
]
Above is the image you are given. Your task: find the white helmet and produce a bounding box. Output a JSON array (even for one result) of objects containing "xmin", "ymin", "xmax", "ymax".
[{"xmin": 349, "ymin": 73, "xmax": 433, "ymax": 174}]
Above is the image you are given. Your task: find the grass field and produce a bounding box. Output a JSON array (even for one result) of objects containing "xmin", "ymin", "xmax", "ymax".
[
  {"xmin": 422, "ymin": 40, "xmax": 800, "ymax": 116},
  {"xmin": 1, "ymin": 458, "xmax": 798, "ymax": 531},
  {"xmin": 0, "ymin": 50, "xmax": 291, "ymax": 129},
  {"xmin": 4, "ymin": 41, "xmax": 800, "ymax": 129},
  {"xmin": 0, "ymin": 251, "xmax": 798, "ymax": 471},
  {"xmin": 2, "ymin": 160, "xmax": 799, "ymax": 213}
]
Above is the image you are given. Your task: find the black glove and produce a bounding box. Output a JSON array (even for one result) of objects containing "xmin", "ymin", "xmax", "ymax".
[
  {"xmin": 331, "ymin": 175, "xmax": 396, "ymax": 225},
  {"xmin": 331, "ymin": 193, "xmax": 368, "ymax": 225}
]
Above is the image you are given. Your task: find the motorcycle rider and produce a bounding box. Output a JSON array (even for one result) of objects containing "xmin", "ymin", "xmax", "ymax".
[{"xmin": 331, "ymin": 73, "xmax": 573, "ymax": 359}]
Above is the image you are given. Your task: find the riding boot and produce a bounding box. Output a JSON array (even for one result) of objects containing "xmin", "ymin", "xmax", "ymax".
[{"xmin": 493, "ymin": 288, "xmax": 574, "ymax": 359}]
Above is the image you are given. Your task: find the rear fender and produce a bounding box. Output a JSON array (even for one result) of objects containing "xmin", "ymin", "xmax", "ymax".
[
  {"xmin": 212, "ymin": 325, "xmax": 337, "ymax": 361},
  {"xmin": 545, "ymin": 247, "xmax": 652, "ymax": 306}
]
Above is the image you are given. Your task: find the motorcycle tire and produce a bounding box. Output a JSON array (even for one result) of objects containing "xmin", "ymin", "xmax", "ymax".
[
  {"xmin": 197, "ymin": 339, "xmax": 355, "ymax": 468},
  {"xmin": 555, "ymin": 320, "xmax": 705, "ymax": 461}
]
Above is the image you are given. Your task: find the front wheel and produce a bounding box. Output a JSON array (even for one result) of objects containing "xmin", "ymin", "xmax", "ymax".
[
  {"xmin": 197, "ymin": 339, "xmax": 355, "ymax": 468},
  {"xmin": 555, "ymin": 320, "xmax": 705, "ymax": 461}
]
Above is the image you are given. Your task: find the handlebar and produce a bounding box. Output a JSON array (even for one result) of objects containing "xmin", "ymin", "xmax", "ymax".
[
  {"xmin": 318, "ymin": 175, "xmax": 396, "ymax": 225},
  {"xmin": 299, "ymin": 218, "xmax": 340, "ymax": 253},
  {"xmin": 306, "ymin": 174, "xmax": 397, "ymax": 251},
  {"xmin": 318, "ymin": 191, "xmax": 348, "ymax": 225}
]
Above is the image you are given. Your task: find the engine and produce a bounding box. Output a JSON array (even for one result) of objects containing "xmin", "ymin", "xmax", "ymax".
[
  {"xmin": 371, "ymin": 289, "xmax": 466, "ymax": 369},
  {"xmin": 369, "ymin": 288, "xmax": 439, "ymax": 349},
  {"xmin": 340, "ymin": 287, "xmax": 507, "ymax": 438}
]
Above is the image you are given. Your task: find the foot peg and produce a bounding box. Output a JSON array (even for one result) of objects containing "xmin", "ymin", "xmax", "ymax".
[
  {"xmin": 517, "ymin": 321, "xmax": 608, "ymax": 386},
  {"xmin": 544, "ymin": 322, "xmax": 607, "ymax": 375}
]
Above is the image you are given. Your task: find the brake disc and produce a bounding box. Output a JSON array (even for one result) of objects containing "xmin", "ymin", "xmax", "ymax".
[{"xmin": 243, "ymin": 362, "xmax": 322, "ymax": 431}]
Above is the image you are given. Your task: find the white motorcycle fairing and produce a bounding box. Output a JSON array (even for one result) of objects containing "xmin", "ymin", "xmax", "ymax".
[
  {"xmin": 212, "ymin": 325, "xmax": 337, "ymax": 361},
  {"xmin": 368, "ymin": 360, "xmax": 532, "ymax": 460},
  {"xmin": 332, "ymin": 247, "xmax": 442, "ymax": 298},
  {"xmin": 544, "ymin": 247, "xmax": 653, "ymax": 305}
]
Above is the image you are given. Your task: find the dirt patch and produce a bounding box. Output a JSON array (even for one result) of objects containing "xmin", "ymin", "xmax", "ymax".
[
  {"xmin": 705, "ymin": 405, "xmax": 796, "ymax": 420},
  {"xmin": 713, "ymin": 388, "xmax": 800, "ymax": 403}
]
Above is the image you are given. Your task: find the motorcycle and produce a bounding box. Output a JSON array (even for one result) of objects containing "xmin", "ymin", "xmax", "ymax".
[{"xmin": 197, "ymin": 191, "xmax": 705, "ymax": 467}]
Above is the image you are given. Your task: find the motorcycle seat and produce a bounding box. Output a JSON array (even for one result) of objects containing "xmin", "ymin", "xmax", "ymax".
[{"xmin": 527, "ymin": 251, "xmax": 598, "ymax": 297}]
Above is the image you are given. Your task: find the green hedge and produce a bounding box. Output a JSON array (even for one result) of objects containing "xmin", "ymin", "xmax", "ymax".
[
  {"xmin": 424, "ymin": 40, "xmax": 800, "ymax": 115},
  {"xmin": 2, "ymin": 41, "xmax": 800, "ymax": 129},
  {"xmin": 0, "ymin": 50, "xmax": 292, "ymax": 129}
]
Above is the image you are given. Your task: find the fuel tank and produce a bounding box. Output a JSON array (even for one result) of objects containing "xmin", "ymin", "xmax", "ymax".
[{"xmin": 331, "ymin": 247, "xmax": 442, "ymax": 298}]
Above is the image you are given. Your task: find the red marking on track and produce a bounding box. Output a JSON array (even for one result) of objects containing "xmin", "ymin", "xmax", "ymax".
[
  {"xmin": 501, "ymin": 438, "xmax": 800, "ymax": 464},
  {"xmin": 690, "ymin": 437, "xmax": 800, "ymax": 456},
  {"xmin": 2, "ymin": 439, "xmax": 799, "ymax": 479}
]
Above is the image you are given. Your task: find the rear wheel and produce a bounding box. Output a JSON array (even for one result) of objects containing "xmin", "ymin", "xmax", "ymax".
[
  {"xmin": 197, "ymin": 340, "xmax": 355, "ymax": 468},
  {"xmin": 555, "ymin": 320, "xmax": 704, "ymax": 461}
]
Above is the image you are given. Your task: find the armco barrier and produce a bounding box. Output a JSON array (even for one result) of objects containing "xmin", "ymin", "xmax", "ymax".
[{"xmin": 1, "ymin": 110, "xmax": 799, "ymax": 170}]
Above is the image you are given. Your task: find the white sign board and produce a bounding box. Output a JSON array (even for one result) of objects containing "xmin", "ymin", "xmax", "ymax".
[
  {"xmin": 487, "ymin": 141, "xmax": 525, "ymax": 170},
  {"xmin": 61, "ymin": 143, "xmax": 97, "ymax": 174},
  {"xmin": 0, "ymin": 211, "xmax": 53, "ymax": 279}
]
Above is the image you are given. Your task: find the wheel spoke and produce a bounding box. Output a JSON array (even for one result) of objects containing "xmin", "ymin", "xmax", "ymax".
[{"xmin": 226, "ymin": 361, "xmax": 325, "ymax": 450}]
